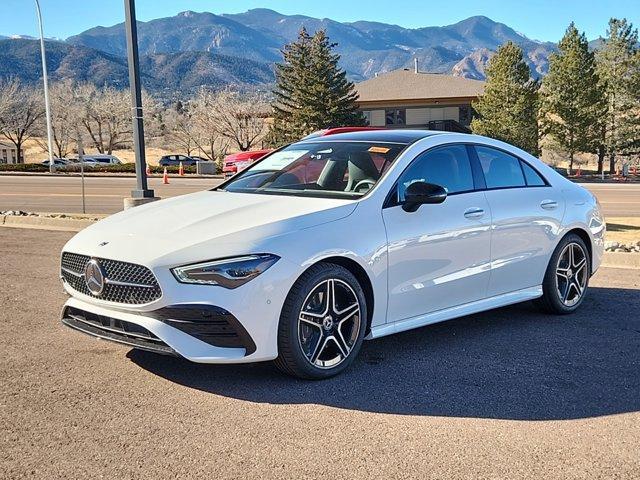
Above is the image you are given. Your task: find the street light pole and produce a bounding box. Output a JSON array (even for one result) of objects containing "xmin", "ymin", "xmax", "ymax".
[
  {"xmin": 34, "ymin": 0, "xmax": 55, "ymax": 173},
  {"xmin": 123, "ymin": 0, "xmax": 156, "ymax": 208}
]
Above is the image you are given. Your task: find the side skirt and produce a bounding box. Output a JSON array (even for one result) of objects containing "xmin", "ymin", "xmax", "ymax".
[{"xmin": 367, "ymin": 285, "xmax": 543, "ymax": 340}]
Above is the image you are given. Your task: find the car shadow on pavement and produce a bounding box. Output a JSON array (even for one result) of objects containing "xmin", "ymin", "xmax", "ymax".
[{"xmin": 128, "ymin": 286, "xmax": 640, "ymax": 420}]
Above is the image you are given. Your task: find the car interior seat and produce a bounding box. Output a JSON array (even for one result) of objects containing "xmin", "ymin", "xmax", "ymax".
[{"xmin": 346, "ymin": 151, "xmax": 380, "ymax": 191}]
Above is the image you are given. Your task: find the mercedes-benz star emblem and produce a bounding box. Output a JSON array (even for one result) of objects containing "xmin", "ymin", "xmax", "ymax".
[{"xmin": 84, "ymin": 259, "xmax": 106, "ymax": 296}]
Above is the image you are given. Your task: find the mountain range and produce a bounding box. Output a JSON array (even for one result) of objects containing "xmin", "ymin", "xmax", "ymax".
[{"xmin": 0, "ymin": 8, "xmax": 563, "ymax": 95}]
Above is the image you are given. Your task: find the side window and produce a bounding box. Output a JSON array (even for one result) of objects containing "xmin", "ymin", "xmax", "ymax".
[
  {"xmin": 521, "ymin": 161, "xmax": 547, "ymax": 186},
  {"xmin": 398, "ymin": 145, "xmax": 474, "ymax": 202},
  {"xmin": 475, "ymin": 146, "xmax": 525, "ymax": 189}
]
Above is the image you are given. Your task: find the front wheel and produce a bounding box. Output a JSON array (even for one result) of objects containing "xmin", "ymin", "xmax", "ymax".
[
  {"xmin": 274, "ymin": 263, "xmax": 367, "ymax": 379},
  {"xmin": 536, "ymin": 234, "xmax": 591, "ymax": 314}
]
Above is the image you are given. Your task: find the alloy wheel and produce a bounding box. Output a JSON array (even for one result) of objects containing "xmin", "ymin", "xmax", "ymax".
[
  {"xmin": 297, "ymin": 278, "xmax": 362, "ymax": 369},
  {"xmin": 555, "ymin": 242, "xmax": 588, "ymax": 307}
]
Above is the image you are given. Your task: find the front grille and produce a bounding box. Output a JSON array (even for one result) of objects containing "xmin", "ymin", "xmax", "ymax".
[
  {"xmin": 61, "ymin": 252, "xmax": 162, "ymax": 305},
  {"xmin": 62, "ymin": 306, "xmax": 176, "ymax": 356}
]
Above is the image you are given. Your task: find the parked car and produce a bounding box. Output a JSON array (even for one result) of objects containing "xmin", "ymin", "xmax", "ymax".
[
  {"xmin": 222, "ymin": 150, "xmax": 272, "ymax": 177},
  {"xmin": 83, "ymin": 154, "xmax": 122, "ymax": 166},
  {"xmin": 60, "ymin": 158, "xmax": 99, "ymax": 170},
  {"xmin": 159, "ymin": 154, "xmax": 198, "ymax": 167},
  {"xmin": 221, "ymin": 129, "xmax": 383, "ymax": 178},
  {"xmin": 59, "ymin": 130, "xmax": 605, "ymax": 379},
  {"xmin": 41, "ymin": 158, "xmax": 70, "ymax": 167}
]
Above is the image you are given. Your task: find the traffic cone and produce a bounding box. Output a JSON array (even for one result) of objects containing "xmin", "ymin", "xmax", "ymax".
[
  {"xmin": 163, "ymin": 167, "xmax": 170, "ymax": 185},
  {"xmin": 178, "ymin": 161, "xmax": 185, "ymax": 176},
  {"xmin": 146, "ymin": 164, "xmax": 151, "ymax": 176}
]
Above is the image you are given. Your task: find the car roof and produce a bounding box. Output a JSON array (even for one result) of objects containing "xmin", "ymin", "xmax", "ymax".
[{"xmin": 297, "ymin": 129, "xmax": 444, "ymax": 144}]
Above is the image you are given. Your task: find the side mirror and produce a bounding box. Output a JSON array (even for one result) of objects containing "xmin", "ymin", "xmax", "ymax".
[{"xmin": 401, "ymin": 181, "xmax": 447, "ymax": 212}]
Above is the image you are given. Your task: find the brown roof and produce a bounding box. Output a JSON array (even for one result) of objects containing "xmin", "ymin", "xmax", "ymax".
[{"xmin": 355, "ymin": 69, "xmax": 485, "ymax": 103}]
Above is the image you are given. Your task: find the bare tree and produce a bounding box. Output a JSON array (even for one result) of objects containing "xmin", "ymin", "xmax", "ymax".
[
  {"xmin": 192, "ymin": 88, "xmax": 269, "ymax": 154},
  {"xmin": 74, "ymin": 84, "xmax": 131, "ymax": 154},
  {"xmin": 164, "ymin": 104, "xmax": 198, "ymax": 155},
  {"xmin": 34, "ymin": 81, "xmax": 79, "ymax": 158},
  {"xmin": 0, "ymin": 79, "xmax": 19, "ymax": 124},
  {"xmin": 0, "ymin": 80, "xmax": 45, "ymax": 162},
  {"xmin": 72, "ymin": 83, "xmax": 161, "ymax": 154}
]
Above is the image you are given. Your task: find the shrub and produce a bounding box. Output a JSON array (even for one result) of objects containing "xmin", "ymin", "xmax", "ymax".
[
  {"xmin": 0, "ymin": 163, "xmax": 49, "ymax": 172},
  {"xmin": 0, "ymin": 163, "xmax": 213, "ymax": 174}
]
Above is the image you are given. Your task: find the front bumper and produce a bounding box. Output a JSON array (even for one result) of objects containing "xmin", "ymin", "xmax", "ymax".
[
  {"xmin": 62, "ymin": 306, "xmax": 178, "ymax": 356},
  {"xmin": 62, "ymin": 298, "xmax": 249, "ymax": 362},
  {"xmin": 60, "ymin": 256, "xmax": 299, "ymax": 363}
]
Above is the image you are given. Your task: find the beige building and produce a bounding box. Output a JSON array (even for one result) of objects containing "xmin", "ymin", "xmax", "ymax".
[
  {"xmin": 355, "ymin": 66, "xmax": 485, "ymax": 133},
  {"xmin": 0, "ymin": 142, "xmax": 22, "ymax": 164}
]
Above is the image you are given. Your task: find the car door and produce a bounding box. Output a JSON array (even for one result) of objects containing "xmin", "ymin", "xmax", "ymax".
[
  {"xmin": 472, "ymin": 145, "xmax": 565, "ymax": 297},
  {"xmin": 382, "ymin": 144, "xmax": 492, "ymax": 323}
]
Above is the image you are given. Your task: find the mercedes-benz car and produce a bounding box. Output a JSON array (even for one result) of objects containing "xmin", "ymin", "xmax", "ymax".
[{"xmin": 60, "ymin": 130, "xmax": 605, "ymax": 379}]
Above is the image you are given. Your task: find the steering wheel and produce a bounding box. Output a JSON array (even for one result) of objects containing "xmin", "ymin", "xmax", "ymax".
[{"xmin": 353, "ymin": 179, "xmax": 376, "ymax": 193}]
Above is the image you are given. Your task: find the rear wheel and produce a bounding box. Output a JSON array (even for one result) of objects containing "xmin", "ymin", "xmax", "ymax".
[
  {"xmin": 274, "ymin": 263, "xmax": 367, "ymax": 379},
  {"xmin": 536, "ymin": 234, "xmax": 590, "ymax": 314}
]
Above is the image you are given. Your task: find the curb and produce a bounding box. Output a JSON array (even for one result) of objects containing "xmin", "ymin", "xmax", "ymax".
[
  {"xmin": 0, "ymin": 214, "xmax": 103, "ymax": 232},
  {"xmin": 599, "ymin": 251, "xmax": 640, "ymax": 270}
]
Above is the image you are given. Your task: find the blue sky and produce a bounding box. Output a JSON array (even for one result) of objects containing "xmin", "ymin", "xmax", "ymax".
[{"xmin": 2, "ymin": 0, "xmax": 638, "ymax": 42}]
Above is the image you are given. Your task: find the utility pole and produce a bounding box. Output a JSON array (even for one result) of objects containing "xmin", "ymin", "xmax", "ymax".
[
  {"xmin": 34, "ymin": 0, "xmax": 55, "ymax": 173},
  {"xmin": 123, "ymin": 0, "xmax": 158, "ymax": 209},
  {"xmin": 76, "ymin": 127, "xmax": 86, "ymax": 214}
]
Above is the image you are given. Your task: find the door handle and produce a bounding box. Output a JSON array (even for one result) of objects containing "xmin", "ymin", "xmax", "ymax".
[
  {"xmin": 540, "ymin": 200, "xmax": 558, "ymax": 210},
  {"xmin": 464, "ymin": 207, "xmax": 485, "ymax": 219}
]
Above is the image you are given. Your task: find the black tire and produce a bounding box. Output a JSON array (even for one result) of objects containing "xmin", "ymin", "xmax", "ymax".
[
  {"xmin": 535, "ymin": 233, "xmax": 591, "ymax": 314},
  {"xmin": 274, "ymin": 263, "xmax": 368, "ymax": 380}
]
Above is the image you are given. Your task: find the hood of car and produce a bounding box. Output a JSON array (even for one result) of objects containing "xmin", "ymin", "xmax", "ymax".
[{"xmin": 62, "ymin": 191, "xmax": 357, "ymax": 266}]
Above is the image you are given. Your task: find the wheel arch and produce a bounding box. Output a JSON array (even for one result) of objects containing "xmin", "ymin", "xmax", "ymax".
[
  {"xmin": 311, "ymin": 256, "xmax": 375, "ymax": 334},
  {"xmin": 562, "ymin": 227, "xmax": 593, "ymax": 271}
]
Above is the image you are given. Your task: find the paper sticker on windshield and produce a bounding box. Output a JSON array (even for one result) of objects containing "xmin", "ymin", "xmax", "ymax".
[
  {"xmin": 254, "ymin": 149, "xmax": 309, "ymax": 170},
  {"xmin": 368, "ymin": 146, "xmax": 390, "ymax": 154}
]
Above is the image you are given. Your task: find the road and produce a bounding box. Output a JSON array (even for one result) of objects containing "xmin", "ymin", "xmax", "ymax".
[
  {"xmin": 0, "ymin": 175, "xmax": 223, "ymax": 214},
  {"xmin": 1, "ymin": 227, "xmax": 639, "ymax": 479},
  {"xmin": 0, "ymin": 175, "xmax": 638, "ymax": 216}
]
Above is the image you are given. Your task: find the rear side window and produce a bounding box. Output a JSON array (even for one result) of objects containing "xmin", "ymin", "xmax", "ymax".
[
  {"xmin": 521, "ymin": 161, "xmax": 547, "ymax": 186},
  {"xmin": 475, "ymin": 146, "xmax": 525, "ymax": 189},
  {"xmin": 399, "ymin": 145, "xmax": 474, "ymax": 200}
]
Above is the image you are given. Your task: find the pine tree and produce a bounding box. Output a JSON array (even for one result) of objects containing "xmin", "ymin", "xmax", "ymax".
[
  {"xmin": 471, "ymin": 42, "xmax": 540, "ymax": 155},
  {"xmin": 541, "ymin": 23, "xmax": 605, "ymax": 174},
  {"xmin": 596, "ymin": 18, "xmax": 640, "ymax": 173},
  {"xmin": 267, "ymin": 28, "xmax": 365, "ymax": 146}
]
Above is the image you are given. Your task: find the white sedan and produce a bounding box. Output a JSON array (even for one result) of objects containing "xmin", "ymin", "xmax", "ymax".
[{"xmin": 60, "ymin": 130, "xmax": 605, "ymax": 379}]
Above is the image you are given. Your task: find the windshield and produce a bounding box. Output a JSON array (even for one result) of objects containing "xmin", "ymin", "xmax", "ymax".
[{"xmin": 219, "ymin": 141, "xmax": 406, "ymax": 198}]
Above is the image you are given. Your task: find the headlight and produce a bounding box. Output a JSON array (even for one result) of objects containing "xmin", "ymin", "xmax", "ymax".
[{"xmin": 171, "ymin": 254, "xmax": 280, "ymax": 289}]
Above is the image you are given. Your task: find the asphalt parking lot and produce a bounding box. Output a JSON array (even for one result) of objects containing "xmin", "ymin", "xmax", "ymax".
[{"xmin": 1, "ymin": 227, "xmax": 639, "ymax": 479}]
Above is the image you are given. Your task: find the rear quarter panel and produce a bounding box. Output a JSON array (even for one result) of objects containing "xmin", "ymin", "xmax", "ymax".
[{"xmin": 560, "ymin": 185, "xmax": 606, "ymax": 273}]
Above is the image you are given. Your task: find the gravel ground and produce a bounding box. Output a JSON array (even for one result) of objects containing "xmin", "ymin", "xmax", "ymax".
[{"xmin": 1, "ymin": 227, "xmax": 639, "ymax": 479}]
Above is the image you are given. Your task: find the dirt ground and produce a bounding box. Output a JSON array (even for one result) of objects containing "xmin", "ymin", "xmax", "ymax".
[
  {"xmin": 1, "ymin": 227, "xmax": 639, "ymax": 479},
  {"xmin": 607, "ymin": 217, "xmax": 640, "ymax": 244}
]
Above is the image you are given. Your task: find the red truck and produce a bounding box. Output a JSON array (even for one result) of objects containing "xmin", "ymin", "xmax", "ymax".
[
  {"xmin": 222, "ymin": 150, "xmax": 272, "ymax": 178},
  {"xmin": 222, "ymin": 128, "xmax": 382, "ymax": 178}
]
